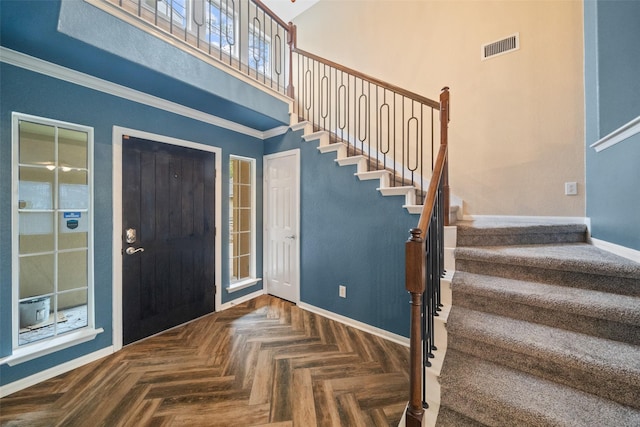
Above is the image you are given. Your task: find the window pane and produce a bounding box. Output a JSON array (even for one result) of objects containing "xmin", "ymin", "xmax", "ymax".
[
  {"xmin": 19, "ymin": 254, "xmax": 55, "ymax": 299},
  {"xmin": 19, "ymin": 121, "xmax": 55, "ymax": 166},
  {"xmin": 58, "ymin": 128, "xmax": 88, "ymax": 169},
  {"xmin": 239, "ymin": 231, "xmax": 251, "ymax": 256},
  {"xmin": 59, "ymin": 170, "xmax": 89, "ymax": 210},
  {"xmin": 239, "ymin": 208, "xmax": 250, "ymax": 232},
  {"xmin": 58, "ymin": 250, "xmax": 88, "ymax": 292},
  {"xmin": 19, "ymin": 167, "xmax": 54, "ymax": 210},
  {"xmin": 239, "ymin": 160, "xmax": 251, "ymax": 184},
  {"xmin": 19, "ymin": 295, "xmax": 54, "ymax": 345},
  {"xmin": 19, "ymin": 212, "xmax": 54, "ymax": 253},
  {"xmin": 239, "ymin": 184, "xmax": 251, "ymax": 208},
  {"xmin": 231, "ymin": 257, "xmax": 239, "ymax": 280},
  {"xmin": 58, "ymin": 227, "xmax": 88, "ymax": 251},
  {"xmin": 58, "ymin": 291, "xmax": 88, "ymax": 335},
  {"xmin": 238, "ymin": 254, "xmax": 250, "ymax": 278}
]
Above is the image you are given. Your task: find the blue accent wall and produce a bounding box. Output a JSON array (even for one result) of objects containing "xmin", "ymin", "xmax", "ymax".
[
  {"xmin": 265, "ymin": 130, "xmax": 414, "ymax": 337},
  {"xmin": 584, "ymin": 0, "xmax": 640, "ymax": 251},
  {"xmin": 0, "ymin": 63, "xmax": 264, "ymax": 385}
]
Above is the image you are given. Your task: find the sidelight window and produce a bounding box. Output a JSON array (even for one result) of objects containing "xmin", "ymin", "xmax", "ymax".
[
  {"xmin": 229, "ymin": 156, "xmax": 256, "ymax": 285},
  {"xmin": 8, "ymin": 113, "xmax": 98, "ymax": 362}
]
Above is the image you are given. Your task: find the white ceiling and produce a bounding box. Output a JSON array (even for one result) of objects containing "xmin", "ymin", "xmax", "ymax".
[{"xmin": 261, "ymin": 0, "xmax": 320, "ymax": 23}]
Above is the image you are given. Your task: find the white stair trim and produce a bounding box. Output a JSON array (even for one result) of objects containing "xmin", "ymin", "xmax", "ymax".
[
  {"xmin": 317, "ymin": 142, "xmax": 347, "ymax": 158},
  {"xmin": 378, "ymin": 186, "xmax": 416, "ymax": 206},
  {"xmin": 303, "ymin": 130, "xmax": 329, "ymax": 146},
  {"xmin": 335, "ymin": 155, "xmax": 368, "ymax": 173},
  {"xmin": 291, "ymin": 120, "xmax": 313, "ymax": 135},
  {"xmin": 403, "ymin": 205, "xmax": 423, "ymax": 215}
]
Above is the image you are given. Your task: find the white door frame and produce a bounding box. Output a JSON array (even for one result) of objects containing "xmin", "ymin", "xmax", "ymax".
[
  {"xmin": 263, "ymin": 149, "xmax": 300, "ymax": 304},
  {"xmin": 112, "ymin": 126, "xmax": 222, "ymax": 352}
]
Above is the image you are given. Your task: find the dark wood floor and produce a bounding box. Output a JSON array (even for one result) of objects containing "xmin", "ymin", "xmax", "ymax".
[{"xmin": 0, "ymin": 295, "xmax": 410, "ymax": 426}]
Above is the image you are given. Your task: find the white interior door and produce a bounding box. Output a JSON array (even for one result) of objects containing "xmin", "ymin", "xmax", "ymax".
[{"xmin": 264, "ymin": 150, "xmax": 299, "ymax": 303}]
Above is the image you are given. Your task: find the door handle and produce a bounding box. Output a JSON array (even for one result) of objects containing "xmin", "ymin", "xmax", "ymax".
[
  {"xmin": 125, "ymin": 247, "xmax": 145, "ymax": 255},
  {"xmin": 285, "ymin": 235, "xmax": 296, "ymax": 240}
]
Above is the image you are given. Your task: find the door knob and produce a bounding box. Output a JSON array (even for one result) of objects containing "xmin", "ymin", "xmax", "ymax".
[{"xmin": 125, "ymin": 247, "xmax": 145, "ymax": 255}]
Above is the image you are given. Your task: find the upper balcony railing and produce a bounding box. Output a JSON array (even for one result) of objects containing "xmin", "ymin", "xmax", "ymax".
[{"xmin": 102, "ymin": 0, "xmax": 291, "ymax": 95}]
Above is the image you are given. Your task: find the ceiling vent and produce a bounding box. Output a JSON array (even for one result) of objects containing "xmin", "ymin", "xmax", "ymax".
[{"xmin": 482, "ymin": 33, "xmax": 520, "ymax": 60}]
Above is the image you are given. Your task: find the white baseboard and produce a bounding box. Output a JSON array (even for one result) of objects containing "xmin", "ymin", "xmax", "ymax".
[
  {"xmin": 591, "ymin": 238, "xmax": 640, "ymax": 263},
  {"xmin": 297, "ymin": 302, "xmax": 410, "ymax": 347},
  {"xmin": 0, "ymin": 346, "xmax": 114, "ymax": 398},
  {"xmin": 219, "ymin": 288, "xmax": 267, "ymax": 311}
]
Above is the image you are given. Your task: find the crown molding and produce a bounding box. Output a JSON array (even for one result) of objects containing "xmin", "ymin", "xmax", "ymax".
[{"xmin": 1, "ymin": 47, "xmax": 287, "ymax": 140}]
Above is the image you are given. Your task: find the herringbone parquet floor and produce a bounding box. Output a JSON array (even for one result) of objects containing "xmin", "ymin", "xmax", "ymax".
[{"xmin": 1, "ymin": 295, "xmax": 410, "ymax": 427}]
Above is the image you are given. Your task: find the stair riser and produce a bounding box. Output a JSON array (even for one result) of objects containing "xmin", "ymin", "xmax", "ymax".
[
  {"xmin": 452, "ymin": 291, "xmax": 640, "ymax": 345},
  {"xmin": 457, "ymin": 231, "xmax": 587, "ymax": 247},
  {"xmin": 447, "ymin": 335, "xmax": 640, "ymax": 410},
  {"xmin": 455, "ymin": 259, "xmax": 640, "ymax": 297}
]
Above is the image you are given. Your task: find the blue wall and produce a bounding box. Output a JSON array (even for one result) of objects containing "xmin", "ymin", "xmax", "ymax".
[
  {"xmin": 0, "ymin": 63, "xmax": 265, "ymax": 384},
  {"xmin": 265, "ymin": 131, "xmax": 414, "ymax": 337},
  {"xmin": 584, "ymin": 0, "xmax": 640, "ymax": 251}
]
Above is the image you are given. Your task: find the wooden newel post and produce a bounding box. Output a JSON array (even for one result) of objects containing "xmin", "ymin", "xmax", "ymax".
[
  {"xmin": 405, "ymin": 228, "xmax": 425, "ymax": 427},
  {"xmin": 440, "ymin": 87, "xmax": 451, "ymax": 226},
  {"xmin": 287, "ymin": 22, "xmax": 297, "ymax": 99}
]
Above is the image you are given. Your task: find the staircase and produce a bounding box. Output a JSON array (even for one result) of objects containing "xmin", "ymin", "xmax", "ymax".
[
  {"xmin": 437, "ymin": 220, "xmax": 640, "ymax": 426},
  {"xmin": 292, "ymin": 120, "xmax": 460, "ymax": 220}
]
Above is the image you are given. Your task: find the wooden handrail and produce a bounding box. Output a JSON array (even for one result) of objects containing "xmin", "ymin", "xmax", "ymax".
[
  {"xmin": 417, "ymin": 144, "xmax": 448, "ymax": 232},
  {"xmin": 419, "ymin": 88, "xmax": 450, "ymax": 230},
  {"xmin": 251, "ymin": 0, "xmax": 289, "ymax": 29},
  {"xmin": 291, "ymin": 46, "xmax": 441, "ymax": 109}
]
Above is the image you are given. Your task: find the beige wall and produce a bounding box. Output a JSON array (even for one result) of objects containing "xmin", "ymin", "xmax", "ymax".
[{"xmin": 293, "ymin": 0, "xmax": 585, "ymax": 217}]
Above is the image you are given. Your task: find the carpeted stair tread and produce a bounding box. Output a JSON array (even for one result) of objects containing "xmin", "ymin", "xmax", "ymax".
[
  {"xmin": 456, "ymin": 221, "xmax": 588, "ymax": 246},
  {"xmin": 455, "ymin": 243, "xmax": 640, "ymax": 296},
  {"xmin": 439, "ymin": 349, "xmax": 640, "ymax": 427},
  {"xmin": 435, "ymin": 406, "xmax": 486, "ymax": 427},
  {"xmin": 447, "ymin": 307, "xmax": 640, "ymax": 390},
  {"xmin": 455, "ymin": 243, "xmax": 640, "ymax": 279},
  {"xmin": 453, "ymin": 271, "xmax": 640, "ymax": 327}
]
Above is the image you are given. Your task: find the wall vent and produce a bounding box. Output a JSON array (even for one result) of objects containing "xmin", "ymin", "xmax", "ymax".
[{"xmin": 482, "ymin": 33, "xmax": 520, "ymax": 60}]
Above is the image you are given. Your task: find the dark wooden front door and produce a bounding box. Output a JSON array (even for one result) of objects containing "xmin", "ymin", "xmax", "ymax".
[{"xmin": 122, "ymin": 136, "xmax": 216, "ymax": 345}]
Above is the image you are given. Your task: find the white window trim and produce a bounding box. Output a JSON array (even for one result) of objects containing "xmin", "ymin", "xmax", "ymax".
[
  {"xmin": 227, "ymin": 155, "xmax": 260, "ymax": 291},
  {"xmin": 7, "ymin": 112, "xmax": 100, "ymax": 366}
]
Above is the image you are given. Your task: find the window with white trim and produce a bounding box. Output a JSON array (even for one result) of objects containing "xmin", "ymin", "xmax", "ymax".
[
  {"xmin": 229, "ymin": 156, "xmax": 256, "ymax": 285},
  {"xmin": 12, "ymin": 113, "xmax": 95, "ymax": 350}
]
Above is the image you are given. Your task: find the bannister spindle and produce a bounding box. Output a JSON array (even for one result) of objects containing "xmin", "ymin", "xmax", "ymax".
[
  {"xmin": 406, "ymin": 228, "xmax": 425, "ymax": 427},
  {"xmin": 440, "ymin": 87, "xmax": 450, "ymax": 226},
  {"xmin": 287, "ymin": 23, "xmax": 296, "ymax": 98}
]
